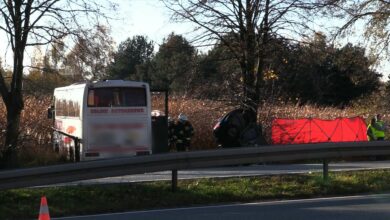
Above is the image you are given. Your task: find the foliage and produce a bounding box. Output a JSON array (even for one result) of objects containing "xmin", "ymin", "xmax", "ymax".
[
  {"xmin": 65, "ymin": 25, "xmax": 115, "ymax": 80},
  {"xmin": 25, "ymin": 45, "xmax": 75, "ymax": 98},
  {"xmin": 270, "ymin": 34, "xmax": 381, "ymax": 106},
  {"xmin": 326, "ymin": 0, "xmax": 390, "ymax": 58},
  {"xmin": 0, "ymin": 0, "xmax": 115, "ymax": 168},
  {"xmin": 108, "ymin": 35, "xmax": 154, "ymax": 80},
  {"xmin": 33, "ymin": 39, "xmax": 68, "ymax": 76},
  {"xmin": 0, "ymin": 96, "xmax": 59, "ymax": 167},
  {"xmin": 150, "ymin": 33, "xmax": 197, "ymax": 91},
  {"xmin": 23, "ymin": 71, "xmax": 73, "ymax": 98},
  {"xmin": 0, "ymin": 92, "xmax": 386, "ymax": 170},
  {"xmin": 192, "ymin": 33, "xmax": 381, "ymax": 106},
  {"xmin": 193, "ymin": 38, "xmax": 242, "ymax": 100},
  {"xmin": 162, "ymin": 0, "xmax": 328, "ymax": 123},
  {"xmin": 1, "ymin": 93, "xmax": 385, "ymax": 168}
]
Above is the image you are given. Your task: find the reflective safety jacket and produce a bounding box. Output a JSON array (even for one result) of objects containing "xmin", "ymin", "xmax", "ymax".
[
  {"xmin": 374, "ymin": 121, "xmax": 385, "ymax": 138},
  {"xmin": 367, "ymin": 123, "xmax": 376, "ymax": 141}
]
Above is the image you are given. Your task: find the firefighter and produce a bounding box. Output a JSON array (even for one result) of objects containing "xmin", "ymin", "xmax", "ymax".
[
  {"xmin": 173, "ymin": 113, "xmax": 194, "ymax": 152},
  {"xmin": 168, "ymin": 116, "xmax": 176, "ymax": 151},
  {"xmin": 367, "ymin": 117, "xmax": 376, "ymax": 141}
]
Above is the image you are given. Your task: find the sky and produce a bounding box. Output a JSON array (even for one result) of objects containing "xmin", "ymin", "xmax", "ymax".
[
  {"xmin": 0, "ymin": 0, "xmax": 194, "ymax": 71},
  {"xmin": 110, "ymin": 0, "xmax": 193, "ymax": 49},
  {"xmin": 112, "ymin": 0, "xmax": 389, "ymax": 80},
  {"xmin": 0, "ymin": 0, "xmax": 388, "ymax": 80}
]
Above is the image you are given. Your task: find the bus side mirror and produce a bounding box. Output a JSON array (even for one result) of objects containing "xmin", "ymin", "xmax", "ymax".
[{"xmin": 47, "ymin": 105, "xmax": 54, "ymax": 119}]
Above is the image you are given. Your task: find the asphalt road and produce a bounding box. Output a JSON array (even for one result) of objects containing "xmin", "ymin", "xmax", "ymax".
[
  {"xmin": 61, "ymin": 161, "xmax": 390, "ymax": 185},
  {"xmin": 55, "ymin": 194, "xmax": 390, "ymax": 220}
]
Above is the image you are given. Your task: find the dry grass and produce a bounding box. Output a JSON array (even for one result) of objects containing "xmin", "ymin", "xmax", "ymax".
[
  {"xmin": 0, "ymin": 95, "xmax": 385, "ymax": 166},
  {"xmin": 166, "ymin": 97, "xmax": 236, "ymax": 150},
  {"xmin": 0, "ymin": 96, "xmax": 58, "ymax": 167},
  {"xmin": 155, "ymin": 96, "xmax": 386, "ymax": 149}
]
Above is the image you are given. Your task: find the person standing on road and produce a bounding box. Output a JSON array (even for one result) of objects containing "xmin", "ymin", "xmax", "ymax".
[
  {"xmin": 173, "ymin": 113, "xmax": 194, "ymax": 152},
  {"xmin": 367, "ymin": 117, "xmax": 377, "ymax": 141},
  {"xmin": 374, "ymin": 114, "xmax": 386, "ymax": 140},
  {"xmin": 168, "ymin": 116, "xmax": 177, "ymax": 151}
]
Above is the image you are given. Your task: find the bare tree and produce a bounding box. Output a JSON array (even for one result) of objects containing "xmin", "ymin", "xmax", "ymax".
[
  {"xmin": 65, "ymin": 25, "xmax": 115, "ymax": 80},
  {"xmin": 162, "ymin": 0, "xmax": 322, "ymax": 123},
  {"xmin": 0, "ymin": 0, "xmax": 115, "ymax": 168},
  {"xmin": 325, "ymin": 1, "xmax": 390, "ymax": 61}
]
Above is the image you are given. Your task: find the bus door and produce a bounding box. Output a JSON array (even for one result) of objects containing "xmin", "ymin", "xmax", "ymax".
[{"xmin": 85, "ymin": 86, "xmax": 151, "ymax": 159}]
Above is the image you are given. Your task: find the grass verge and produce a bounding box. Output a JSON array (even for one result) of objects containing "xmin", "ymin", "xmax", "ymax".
[{"xmin": 2, "ymin": 169, "xmax": 390, "ymax": 219}]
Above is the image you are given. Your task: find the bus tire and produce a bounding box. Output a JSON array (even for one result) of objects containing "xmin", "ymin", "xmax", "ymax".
[
  {"xmin": 69, "ymin": 146, "xmax": 75, "ymax": 162},
  {"xmin": 54, "ymin": 143, "xmax": 59, "ymax": 153}
]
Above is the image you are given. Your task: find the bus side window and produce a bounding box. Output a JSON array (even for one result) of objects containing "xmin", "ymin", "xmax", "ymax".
[
  {"xmin": 97, "ymin": 89, "xmax": 112, "ymax": 107},
  {"xmin": 113, "ymin": 89, "xmax": 121, "ymax": 106},
  {"xmin": 88, "ymin": 90, "xmax": 95, "ymax": 106}
]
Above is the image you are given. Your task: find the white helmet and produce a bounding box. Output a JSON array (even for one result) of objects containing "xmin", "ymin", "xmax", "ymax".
[{"xmin": 178, "ymin": 113, "xmax": 188, "ymax": 121}]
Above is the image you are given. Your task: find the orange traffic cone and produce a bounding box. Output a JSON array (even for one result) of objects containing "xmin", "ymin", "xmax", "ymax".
[{"xmin": 38, "ymin": 196, "xmax": 50, "ymax": 220}]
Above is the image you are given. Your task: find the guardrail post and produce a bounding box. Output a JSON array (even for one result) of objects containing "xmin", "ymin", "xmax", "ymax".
[
  {"xmin": 172, "ymin": 169, "xmax": 178, "ymax": 192},
  {"xmin": 323, "ymin": 159, "xmax": 329, "ymax": 181}
]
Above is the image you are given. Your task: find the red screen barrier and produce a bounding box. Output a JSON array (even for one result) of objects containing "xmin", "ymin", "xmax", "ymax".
[{"xmin": 272, "ymin": 117, "xmax": 368, "ymax": 144}]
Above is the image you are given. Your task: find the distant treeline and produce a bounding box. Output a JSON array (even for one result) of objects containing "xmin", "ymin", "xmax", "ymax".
[
  {"xmin": 107, "ymin": 33, "xmax": 382, "ymax": 107},
  {"xmin": 22, "ymin": 32, "xmax": 383, "ymax": 107}
]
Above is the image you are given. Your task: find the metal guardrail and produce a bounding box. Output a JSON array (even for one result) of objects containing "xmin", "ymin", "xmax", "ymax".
[{"xmin": 0, "ymin": 141, "xmax": 390, "ymax": 190}]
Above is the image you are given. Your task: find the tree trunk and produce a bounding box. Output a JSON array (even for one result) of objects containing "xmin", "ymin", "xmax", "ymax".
[
  {"xmin": 241, "ymin": 5, "xmax": 260, "ymax": 125},
  {"xmin": 2, "ymin": 101, "xmax": 23, "ymax": 168},
  {"xmin": 242, "ymin": 82, "xmax": 259, "ymax": 124},
  {"xmin": 2, "ymin": 62, "xmax": 24, "ymax": 169},
  {"xmin": 253, "ymin": 0, "xmax": 270, "ymax": 124},
  {"xmin": 241, "ymin": 64, "xmax": 259, "ymax": 124}
]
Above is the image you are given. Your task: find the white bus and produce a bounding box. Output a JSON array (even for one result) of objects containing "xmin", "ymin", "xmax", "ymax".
[{"xmin": 50, "ymin": 80, "xmax": 152, "ymax": 161}]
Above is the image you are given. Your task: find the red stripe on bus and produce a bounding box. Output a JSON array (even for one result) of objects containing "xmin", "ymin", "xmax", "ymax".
[
  {"xmin": 90, "ymin": 108, "xmax": 145, "ymax": 114},
  {"xmin": 92, "ymin": 123, "xmax": 144, "ymax": 130},
  {"xmin": 88, "ymin": 146, "xmax": 148, "ymax": 152}
]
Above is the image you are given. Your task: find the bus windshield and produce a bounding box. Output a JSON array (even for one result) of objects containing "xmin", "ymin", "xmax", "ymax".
[{"xmin": 87, "ymin": 87, "xmax": 147, "ymax": 107}]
